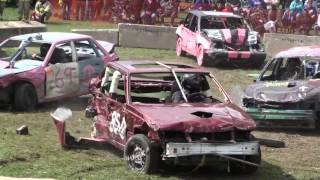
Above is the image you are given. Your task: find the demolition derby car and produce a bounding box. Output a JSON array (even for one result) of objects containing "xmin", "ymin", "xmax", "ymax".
[
  {"xmin": 0, "ymin": 32, "xmax": 118, "ymax": 111},
  {"xmin": 52, "ymin": 61, "xmax": 261, "ymax": 174},
  {"xmin": 243, "ymin": 46, "xmax": 320, "ymax": 129},
  {"xmin": 176, "ymin": 10, "xmax": 266, "ymax": 67}
]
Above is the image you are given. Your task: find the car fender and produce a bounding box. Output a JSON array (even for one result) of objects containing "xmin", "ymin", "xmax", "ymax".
[
  {"xmin": 196, "ymin": 33, "xmax": 211, "ymax": 49},
  {"xmin": 176, "ymin": 25, "xmax": 183, "ymax": 37}
]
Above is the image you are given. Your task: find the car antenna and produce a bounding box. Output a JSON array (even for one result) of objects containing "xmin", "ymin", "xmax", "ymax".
[{"xmin": 156, "ymin": 61, "xmax": 188, "ymax": 103}]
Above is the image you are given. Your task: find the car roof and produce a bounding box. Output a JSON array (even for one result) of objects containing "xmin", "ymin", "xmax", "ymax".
[
  {"xmin": 189, "ymin": 10, "xmax": 242, "ymax": 18},
  {"xmin": 108, "ymin": 61, "xmax": 210, "ymax": 74},
  {"xmin": 9, "ymin": 32, "xmax": 92, "ymax": 43},
  {"xmin": 275, "ymin": 45, "xmax": 320, "ymax": 58}
]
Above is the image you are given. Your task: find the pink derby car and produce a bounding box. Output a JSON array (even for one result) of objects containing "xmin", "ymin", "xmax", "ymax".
[
  {"xmin": 0, "ymin": 32, "xmax": 118, "ymax": 111},
  {"xmin": 176, "ymin": 10, "xmax": 266, "ymax": 67}
]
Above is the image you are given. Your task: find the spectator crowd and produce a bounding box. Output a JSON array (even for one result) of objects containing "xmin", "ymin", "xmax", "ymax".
[{"xmin": 0, "ymin": 0, "xmax": 320, "ymax": 34}]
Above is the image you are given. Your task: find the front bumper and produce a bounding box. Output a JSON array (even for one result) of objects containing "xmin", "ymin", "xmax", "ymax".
[
  {"xmin": 246, "ymin": 107, "xmax": 316, "ymax": 128},
  {"xmin": 164, "ymin": 141, "xmax": 259, "ymax": 158},
  {"xmin": 207, "ymin": 49, "xmax": 266, "ymax": 63}
]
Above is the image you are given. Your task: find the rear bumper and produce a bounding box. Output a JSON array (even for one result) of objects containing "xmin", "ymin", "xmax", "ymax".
[
  {"xmin": 245, "ymin": 107, "xmax": 316, "ymax": 128},
  {"xmin": 164, "ymin": 141, "xmax": 259, "ymax": 158}
]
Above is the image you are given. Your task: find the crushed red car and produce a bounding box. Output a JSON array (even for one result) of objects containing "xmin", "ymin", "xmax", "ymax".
[
  {"xmin": 243, "ymin": 46, "xmax": 320, "ymax": 129},
  {"xmin": 52, "ymin": 61, "xmax": 261, "ymax": 174},
  {"xmin": 0, "ymin": 32, "xmax": 118, "ymax": 111},
  {"xmin": 176, "ymin": 10, "xmax": 266, "ymax": 67}
]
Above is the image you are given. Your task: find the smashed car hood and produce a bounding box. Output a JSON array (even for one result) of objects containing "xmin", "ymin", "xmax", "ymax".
[
  {"xmin": 0, "ymin": 60, "xmax": 42, "ymax": 78},
  {"xmin": 203, "ymin": 28, "xmax": 249, "ymax": 46},
  {"xmin": 131, "ymin": 103, "xmax": 255, "ymax": 132},
  {"xmin": 244, "ymin": 80, "xmax": 320, "ymax": 103}
]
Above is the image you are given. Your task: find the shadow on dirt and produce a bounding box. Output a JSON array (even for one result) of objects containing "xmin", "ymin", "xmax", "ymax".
[
  {"xmin": 182, "ymin": 54, "xmax": 266, "ymax": 70},
  {"xmin": 256, "ymin": 128, "xmax": 320, "ymax": 137},
  {"xmin": 39, "ymin": 95, "xmax": 91, "ymax": 112},
  {"xmin": 0, "ymin": 95, "xmax": 91, "ymax": 113},
  {"xmin": 65, "ymin": 138, "xmax": 123, "ymax": 157},
  {"xmin": 158, "ymin": 160, "xmax": 294, "ymax": 180}
]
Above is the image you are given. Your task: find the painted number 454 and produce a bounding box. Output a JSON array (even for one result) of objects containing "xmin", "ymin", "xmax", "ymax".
[{"xmin": 109, "ymin": 111, "xmax": 127, "ymax": 140}]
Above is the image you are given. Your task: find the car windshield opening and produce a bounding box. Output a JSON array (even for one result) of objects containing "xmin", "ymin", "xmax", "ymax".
[
  {"xmin": 129, "ymin": 72, "xmax": 225, "ymax": 104},
  {"xmin": 200, "ymin": 16, "xmax": 243, "ymax": 30},
  {"xmin": 260, "ymin": 57, "xmax": 320, "ymax": 81}
]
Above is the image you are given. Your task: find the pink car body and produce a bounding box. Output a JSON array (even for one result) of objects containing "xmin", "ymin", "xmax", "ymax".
[
  {"xmin": 176, "ymin": 10, "xmax": 266, "ymax": 67},
  {"xmin": 51, "ymin": 61, "xmax": 261, "ymax": 174},
  {"xmin": 0, "ymin": 32, "xmax": 118, "ymax": 111}
]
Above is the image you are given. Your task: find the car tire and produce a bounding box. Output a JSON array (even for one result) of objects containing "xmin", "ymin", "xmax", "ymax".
[
  {"xmin": 251, "ymin": 59, "xmax": 265, "ymax": 69},
  {"xmin": 229, "ymin": 147, "xmax": 261, "ymax": 174},
  {"xmin": 196, "ymin": 45, "xmax": 206, "ymax": 66},
  {"xmin": 176, "ymin": 37, "xmax": 185, "ymax": 57},
  {"xmin": 13, "ymin": 83, "xmax": 37, "ymax": 111},
  {"xmin": 315, "ymin": 112, "xmax": 320, "ymax": 130},
  {"xmin": 124, "ymin": 134, "xmax": 161, "ymax": 174}
]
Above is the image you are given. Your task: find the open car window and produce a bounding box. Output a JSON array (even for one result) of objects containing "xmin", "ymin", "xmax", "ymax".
[
  {"xmin": 129, "ymin": 72, "xmax": 225, "ymax": 104},
  {"xmin": 303, "ymin": 58, "xmax": 320, "ymax": 79},
  {"xmin": 48, "ymin": 42, "xmax": 74, "ymax": 64},
  {"xmin": 259, "ymin": 57, "xmax": 320, "ymax": 81},
  {"xmin": 101, "ymin": 67, "xmax": 126, "ymax": 103},
  {"xmin": 74, "ymin": 40, "xmax": 100, "ymax": 61},
  {"xmin": 184, "ymin": 13, "xmax": 193, "ymax": 28}
]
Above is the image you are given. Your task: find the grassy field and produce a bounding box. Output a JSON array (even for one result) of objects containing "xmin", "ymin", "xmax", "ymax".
[{"xmin": 1, "ymin": 8, "xmax": 320, "ymax": 180}]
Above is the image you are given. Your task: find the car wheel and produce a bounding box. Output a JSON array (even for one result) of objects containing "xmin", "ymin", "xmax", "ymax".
[
  {"xmin": 196, "ymin": 45, "xmax": 205, "ymax": 66},
  {"xmin": 315, "ymin": 112, "xmax": 320, "ymax": 130},
  {"xmin": 250, "ymin": 59, "xmax": 265, "ymax": 69},
  {"xmin": 316, "ymin": 120, "xmax": 320, "ymax": 130},
  {"xmin": 229, "ymin": 147, "xmax": 261, "ymax": 174},
  {"xmin": 124, "ymin": 134, "xmax": 161, "ymax": 174},
  {"xmin": 13, "ymin": 83, "xmax": 37, "ymax": 111},
  {"xmin": 176, "ymin": 37, "xmax": 185, "ymax": 57}
]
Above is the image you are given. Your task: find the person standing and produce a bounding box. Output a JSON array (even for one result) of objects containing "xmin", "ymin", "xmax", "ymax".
[
  {"xmin": 0, "ymin": 0, "xmax": 6, "ymax": 20},
  {"xmin": 18, "ymin": 0, "xmax": 31, "ymax": 21},
  {"xmin": 59, "ymin": 0, "xmax": 72, "ymax": 20},
  {"xmin": 141, "ymin": 0, "xmax": 161, "ymax": 25},
  {"xmin": 32, "ymin": 0, "xmax": 52, "ymax": 23},
  {"xmin": 289, "ymin": 0, "xmax": 303, "ymax": 22},
  {"xmin": 159, "ymin": 0, "xmax": 179, "ymax": 25}
]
